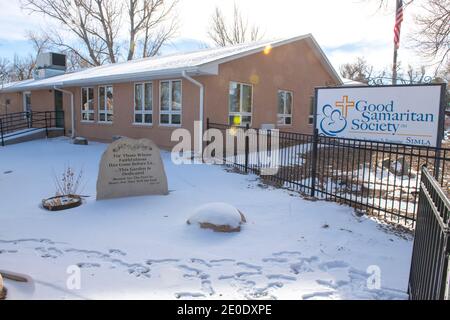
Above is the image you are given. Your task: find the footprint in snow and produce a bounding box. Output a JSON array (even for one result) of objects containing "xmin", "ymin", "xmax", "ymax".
[
  {"xmin": 236, "ymin": 262, "xmax": 262, "ymax": 271},
  {"xmin": 145, "ymin": 259, "xmax": 180, "ymax": 266},
  {"xmin": 316, "ymin": 279, "xmax": 349, "ymax": 290},
  {"xmin": 201, "ymin": 280, "xmax": 215, "ymax": 296},
  {"xmin": 262, "ymin": 257, "xmax": 289, "ymax": 263},
  {"xmin": 318, "ymin": 260, "xmax": 349, "ymax": 271},
  {"xmin": 218, "ymin": 275, "xmax": 235, "ymax": 280},
  {"xmin": 266, "ymin": 274, "xmax": 297, "ymax": 281},
  {"xmin": 248, "ymin": 282, "xmax": 283, "ymax": 299},
  {"xmin": 190, "ymin": 258, "xmax": 213, "ymax": 268},
  {"xmin": 209, "ymin": 259, "xmax": 236, "ymax": 267},
  {"xmin": 272, "ymin": 251, "xmax": 302, "ymax": 258},
  {"xmin": 146, "ymin": 258, "xmax": 180, "ymax": 265},
  {"xmin": 0, "ymin": 238, "xmax": 55, "ymax": 245},
  {"xmin": 127, "ymin": 265, "xmax": 150, "ymax": 277},
  {"xmin": 235, "ymin": 271, "xmax": 261, "ymax": 278},
  {"xmin": 77, "ymin": 262, "xmax": 101, "ymax": 268},
  {"xmin": 290, "ymin": 257, "xmax": 319, "ymax": 274},
  {"xmin": 65, "ymin": 248, "xmax": 110, "ymax": 259},
  {"xmin": 35, "ymin": 247, "xmax": 63, "ymax": 259},
  {"xmin": 0, "ymin": 249, "xmax": 18, "ymax": 254},
  {"xmin": 177, "ymin": 264, "xmax": 202, "ymax": 275},
  {"xmin": 108, "ymin": 249, "xmax": 126, "ymax": 256},
  {"xmin": 175, "ymin": 292, "xmax": 206, "ymax": 299},
  {"xmin": 302, "ymin": 291, "xmax": 334, "ymax": 300}
]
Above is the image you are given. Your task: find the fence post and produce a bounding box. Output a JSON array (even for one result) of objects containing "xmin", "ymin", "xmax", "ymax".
[
  {"xmin": 0, "ymin": 119, "xmax": 4, "ymax": 147},
  {"xmin": 434, "ymin": 148, "xmax": 441, "ymax": 179},
  {"xmin": 28, "ymin": 111, "xmax": 32, "ymax": 129},
  {"xmin": 310, "ymin": 128, "xmax": 319, "ymax": 197},
  {"xmin": 245, "ymin": 123, "xmax": 250, "ymax": 174},
  {"xmin": 45, "ymin": 112, "xmax": 49, "ymax": 138},
  {"xmin": 206, "ymin": 117, "xmax": 210, "ymax": 130}
]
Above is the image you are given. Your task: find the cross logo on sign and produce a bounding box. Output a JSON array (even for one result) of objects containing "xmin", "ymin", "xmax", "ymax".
[{"xmin": 335, "ymin": 96, "xmax": 355, "ymax": 117}]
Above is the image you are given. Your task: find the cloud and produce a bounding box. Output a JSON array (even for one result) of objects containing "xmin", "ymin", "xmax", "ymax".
[{"xmin": 0, "ymin": 0, "xmax": 435, "ymax": 70}]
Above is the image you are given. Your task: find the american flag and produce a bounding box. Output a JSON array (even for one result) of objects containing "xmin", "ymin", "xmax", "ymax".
[{"xmin": 394, "ymin": 0, "xmax": 404, "ymax": 49}]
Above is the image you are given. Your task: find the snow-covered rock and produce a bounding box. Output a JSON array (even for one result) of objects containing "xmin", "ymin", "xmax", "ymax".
[
  {"xmin": 187, "ymin": 202, "xmax": 246, "ymax": 233},
  {"xmin": 72, "ymin": 137, "xmax": 88, "ymax": 145}
]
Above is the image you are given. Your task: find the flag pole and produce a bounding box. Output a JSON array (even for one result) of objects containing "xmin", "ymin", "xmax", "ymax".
[
  {"xmin": 392, "ymin": 0, "xmax": 400, "ymax": 85},
  {"xmin": 392, "ymin": 45, "xmax": 398, "ymax": 85}
]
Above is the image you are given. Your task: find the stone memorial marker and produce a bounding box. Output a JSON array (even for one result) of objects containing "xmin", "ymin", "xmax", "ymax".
[{"xmin": 96, "ymin": 138, "xmax": 168, "ymax": 200}]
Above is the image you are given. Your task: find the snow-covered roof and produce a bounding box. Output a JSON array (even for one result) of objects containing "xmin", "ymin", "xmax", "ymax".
[
  {"xmin": 341, "ymin": 77, "xmax": 367, "ymax": 86},
  {"xmin": 0, "ymin": 34, "xmax": 342, "ymax": 92}
]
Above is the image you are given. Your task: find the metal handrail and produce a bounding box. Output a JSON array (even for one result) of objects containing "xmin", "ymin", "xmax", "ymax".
[{"xmin": 0, "ymin": 110, "xmax": 65, "ymax": 147}]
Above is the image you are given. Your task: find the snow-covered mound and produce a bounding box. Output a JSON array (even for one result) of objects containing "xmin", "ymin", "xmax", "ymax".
[{"xmin": 187, "ymin": 202, "xmax": 246, "ymax": 233}]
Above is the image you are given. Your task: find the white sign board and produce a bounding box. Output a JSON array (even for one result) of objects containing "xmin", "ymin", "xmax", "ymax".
[{"xmin": 315, "ymin": 85, "xmax": 445, "ymax": 147}]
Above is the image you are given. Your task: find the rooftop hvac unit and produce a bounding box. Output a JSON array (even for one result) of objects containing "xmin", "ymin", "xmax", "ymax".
[
  {"xmin": 36, "ymin": 52, "xmax": 67, "ymax": 70},
  {"xmin": 34, "ymin": 68, "xmax": 66, "ymax": 80}
]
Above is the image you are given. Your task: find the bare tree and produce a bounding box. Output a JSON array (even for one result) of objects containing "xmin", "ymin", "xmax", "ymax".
[
  {"xmin": 12, "ymin": 56, "xmax": 29, "ymax": 81},
  {"xmin": 208, "ymin": 3, "xmax": 263, "ymax": 47},
  {"xmin": 339, "ymin": 57, "xmax": 436, "ymax": 85},
  {"xmin": 21, "ymin": 0, "xmax": 105, "ymax": 66},
  {"xmin": 0, "ymin": 58, "xmax": 10, "ymax": 85},
  {"xmin": 404, "ymin": 65, "xmax": 427, "ymax": 84},
  {"xmin": 127, "ymin": 0, "xmax": 178, "ymax": 60},
  {"xmin": 21, "ymin": 0, "xmax": 178, "ymax": 66},
  {"xmin": 8, "ymin": 32, "xmax": 50, "ymax": 81},
  {"xmin": 437, "ymin": 61, "xmax": 450, "ymax": 82},
  {"xmin": 339, "ymin": 57, "xmax": 374, "ymax": 84},
  {"xmin": 365, "ymin": 0, "xmax": 449, "ymax": 72},
  {"xmin": 80, "ymin": 0, "xmax": 123, "ymax": 63},
  {"xmin": 412, "ymin": 0, "xmax": 450, "ymax": 70}
]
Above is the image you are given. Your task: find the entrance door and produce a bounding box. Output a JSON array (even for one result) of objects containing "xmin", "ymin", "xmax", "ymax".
[
  {"xmin": 54, "ymin": 90, "xmax": 64, "ymax": 127},
  {"xmin": 23, "ymin": 92, "xmax": 32, "ymax": 128},
  {"xmin": 23, "ymin": 92, "xmax": 31, "ymax": 112}
]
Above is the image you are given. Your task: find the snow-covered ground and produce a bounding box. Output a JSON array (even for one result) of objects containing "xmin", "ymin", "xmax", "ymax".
[{"xmin": 0, "ymin": 137, "xmax": 413, "ymax": 300}]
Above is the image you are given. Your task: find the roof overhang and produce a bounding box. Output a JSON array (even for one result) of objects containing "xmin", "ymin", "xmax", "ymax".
[
  {"xmin": 0, "ymin": 33, "xmax": 341, "ymax": 93},
  {"xmin": 0, "ymin": 66, "xmax": 218, "ymax": 93}
]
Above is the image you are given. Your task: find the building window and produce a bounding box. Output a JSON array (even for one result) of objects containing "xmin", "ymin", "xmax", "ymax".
[
  {"xmin": 277, "ymin": 90, "xmax": 293, "ymax": 126},
  {"xmin": 134, "ymin": 82, "xmax": 153, "ymax": 125},
  {"xmin": 229, "ymin": 82, "xmax": 252, "ymax": 126},
  {"xmin": 160, "ymin": 80, "xmax": 181, "ymax": 125},
  {"xmin": 81, "ymin": 87, "xmax": 94, "ymax": 122},
  {"xmin": 98, "ymin": 85, "xmax": 113, "ymax": 123},
  {"xmin": 309, "ymin": 96, "xmax": 315, "ymax": 125}
]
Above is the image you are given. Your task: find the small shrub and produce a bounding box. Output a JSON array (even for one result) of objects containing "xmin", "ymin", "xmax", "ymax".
[{"xmin": 53, "ymin": 165, "xmax": 84, "ymax": 196}]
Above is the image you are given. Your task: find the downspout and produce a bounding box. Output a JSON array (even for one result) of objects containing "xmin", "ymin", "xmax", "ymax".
[
  {"xmin": 53, "ymin": 86, "xmax": 75, "ymax": 139},
  {"xmin": 182, "ymin": 71, "xmax": 204, "ymax": 158}
]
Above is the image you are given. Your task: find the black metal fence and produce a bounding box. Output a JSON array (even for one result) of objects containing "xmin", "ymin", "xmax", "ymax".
[
  {"xmin": 408, "ymin": 166, "xmax": 450, "ymax": 300},
  {"xmin": 207, "ymin": 120, "xmax": 450, "ymax": 227},
  {"xmin": 0, "ymin": 110, "xmax": 65, "ymax": 146}
]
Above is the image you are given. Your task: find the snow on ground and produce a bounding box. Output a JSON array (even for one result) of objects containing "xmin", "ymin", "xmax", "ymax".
[{"xmin": 0, "ymin": 137, "xmax": 413, "ymax": 300}]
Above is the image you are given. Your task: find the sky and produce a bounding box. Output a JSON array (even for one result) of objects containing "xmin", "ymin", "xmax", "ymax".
[{"xmin": 0, "ymin": 0, "xmax": 434, "ymax": 74}]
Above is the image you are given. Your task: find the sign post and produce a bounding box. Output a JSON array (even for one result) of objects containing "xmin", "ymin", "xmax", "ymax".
[{"xmin": 314, "ymin": 84, "xmax": 446, "ymax": 148}]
